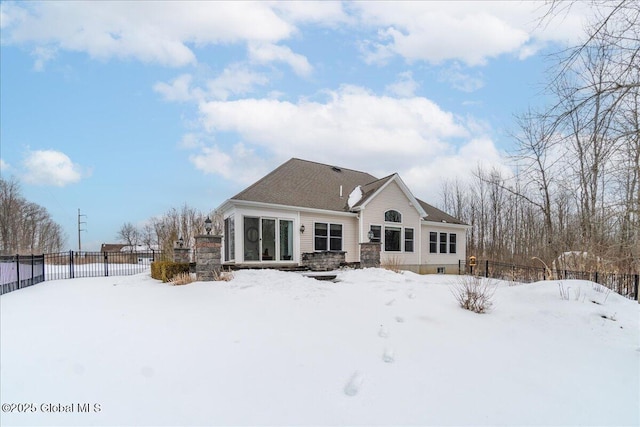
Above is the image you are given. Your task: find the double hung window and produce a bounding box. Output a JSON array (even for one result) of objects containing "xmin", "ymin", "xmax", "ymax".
[{"xmin": 314, "ymin": 223, "xmax": 343, "ymax": 251}]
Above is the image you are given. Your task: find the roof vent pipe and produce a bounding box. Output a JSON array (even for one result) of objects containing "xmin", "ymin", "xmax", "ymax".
[{"xmin": 340, "ymin": 185, "xmax": 343, "ymax": 198}]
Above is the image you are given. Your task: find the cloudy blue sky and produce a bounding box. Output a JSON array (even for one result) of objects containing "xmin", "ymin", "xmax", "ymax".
[{"xmin": 1, "ymin": 1, "xmax": 593, "ymax": 251}]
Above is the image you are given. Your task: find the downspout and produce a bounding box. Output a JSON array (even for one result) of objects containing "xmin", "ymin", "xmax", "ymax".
[{"xmin": 357, "ymin": 210, "xmax": 363, "ymax": 263}]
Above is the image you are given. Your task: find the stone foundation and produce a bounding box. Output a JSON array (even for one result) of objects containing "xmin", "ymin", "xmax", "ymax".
[
  {"xmin": 195, "ymin": 235, "xmax": 222, "ymax": 281},
  {"xmin": 301, "ymin": 251, "xmax": 346, "ymax": 271}
]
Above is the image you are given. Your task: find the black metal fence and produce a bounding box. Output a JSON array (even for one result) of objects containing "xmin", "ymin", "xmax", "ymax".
[
  {"xmin": 1, "ymin": 254, "xmax": 45, "ymax": 295},
  {"xmin": 468, "ymin": 259, "xmax": 639, "ymax": 301},
  {"xmin": 1, "ymin": 251, "xmax": 164, "ymax": 296},
  {"xmin": 45, "ymin": 251, "xmax": 162, "ymax": 280}
]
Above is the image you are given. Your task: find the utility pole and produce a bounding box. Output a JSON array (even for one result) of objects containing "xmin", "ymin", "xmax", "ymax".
[{"xmin": 78, "ymin": 209, "xmax": 87, "ymax": 252}]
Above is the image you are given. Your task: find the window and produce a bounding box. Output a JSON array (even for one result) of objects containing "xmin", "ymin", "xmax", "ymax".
[
  {"xmin": 330, "ymin": 224, "xmax": 343, "ymax": 251},
  {"xmin": 384, "ymin": 210, "xmax": 402, "ymax": 223},
  {"xmin": 439, "ymin": 233, "xmax": 447, "ymax": 254},
  {"xmin": 224, "ymin": 217, "xmax": 235, "ymax": 261},
  {"xmin": 429, "ymin": 232, "xmax": 437, "ymax": 253},
  {"xmin": 449, "ymin": 233, "xmax": 457, "ymax": 254},
  {"xmin": 369, "ymin": 225, "xmax": 381, "ymax": 243},
  {"xmin": 404, "ymin": 228, "xmax": 414, "ymax": 252},
  {"xmin": 314, "ymin": 222, "xmax": 342, "ymax": 251},
  {"xmin": 279, "ymin": 220, "xmax": 293, "ymax": 261},
  {"xmin": 437, "ymin": 267, "xmax": 446, "ymax": 274},
  {"xmin": 314, "ymin": 223, "xmax": 328, "ymax": 250},
  {"xmin": 385, "ymin": 227, "xmax": 401, "ymax": 251}
]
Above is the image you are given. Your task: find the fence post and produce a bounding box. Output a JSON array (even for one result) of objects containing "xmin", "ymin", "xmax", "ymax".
[
  {"xmin": 634, "ymin": 274, "xmax": 639, "ymax": 303},
  {"xmin": 485, "ymin": 260, "xmax": 489, "ymax": 278},
  {"xmin": 594, "ymin": 271, "xmax": 599, "ymax": 284},
  {"xmin": 69, "ymin": 250, "xmax": 74, "ymax": 279},
  {"xmin": 16, "ymin": 254, "xmax": 20, "ymax": 290},
  {"xmin": 31, "ymin": 254, "xmax": 34, "ymax": 287},
  {"xmin": 104, "ymin": 252, "xmax": 109, "ymax": 277}
]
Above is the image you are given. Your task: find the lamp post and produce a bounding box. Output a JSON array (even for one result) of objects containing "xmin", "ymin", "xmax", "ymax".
[{"xmin": 204, "ymin": 217, "xmax": 213, "ymax": 235}]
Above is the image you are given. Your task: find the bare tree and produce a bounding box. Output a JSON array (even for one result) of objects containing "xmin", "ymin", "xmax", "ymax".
[
  {"xmin": 116, "ymin": 222, "xmax": 140, "ymax": 251},
  {"xmin": 0, "ymin": 177, "xmax": 67, "ymax": 254}
]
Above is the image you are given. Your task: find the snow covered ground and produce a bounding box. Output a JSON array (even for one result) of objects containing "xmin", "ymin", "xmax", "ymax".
[{"xmin": 1, "ymin": 268, "xmax": 638, "ymax": 426}]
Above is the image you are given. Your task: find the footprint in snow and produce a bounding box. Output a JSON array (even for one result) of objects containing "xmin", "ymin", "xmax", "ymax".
[
  {"xmin": 378, "ymin": 325, "xmax": 389, "ymax": 338},
  {"xmin": 382, "ymin": 347, "xmax": 395, "ymax": 363},
  {"xmin": 386, "ymin": 298, "xmax": 396, "ymax": 306},
  {"xmin": 344, "ymin": 371, "xmax": 364, "ymax": 396},
  {"xmin": 395, "ymin": 316, "xmax": 405, "ymax": 323}
]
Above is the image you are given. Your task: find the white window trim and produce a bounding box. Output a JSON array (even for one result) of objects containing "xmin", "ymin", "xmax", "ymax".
[
  {"xmin": 384, "ymin": 209, "xmax": 402, "ymax": 223},
  {"xmin": 404, "ymin": 227, "xmax": 415, "ymax": 253},
  {"xmin": 369, "ymin": 224, "xmax": 382, "ymax": 243},
  {"xmin": 449, "ymin": 233, "xmax": 457, "ymax": 254},
  {"xmin": 439, "ymin": 232, "xmax": 448, "ymax": 254},
  {"xmin": 384, "ymin": 225, "xmax": 402, "ymax": 252},
  {"xmin": 313, "ymin": 222, "xmax": 344, "ymax": 252}
]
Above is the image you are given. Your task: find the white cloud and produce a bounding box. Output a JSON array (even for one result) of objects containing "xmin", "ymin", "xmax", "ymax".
[
  {"xmin": 198, "ymin": 85, "xmax": 467, "ymax": 168},
  {"xmin": 356, "ymin": 2, "xmax": 591, "ymax": 66},
  {"xmin": 385, "ymin": 71, "xmax": 419, "ymax": 97},
  {"xmin": 189, "ymin": 143, "xmax": 268, "ymax": 185},
  {"xmin": 178, "ymin": 133, "xmax": 205, "ymax": 150},
  {"xmin": 273, "ymin": 1, "xmax": 350, "ymax": 25},
  {"xmin": 155, "ymin": 66, "xmax": 269, "ymax": 103},
  {"xmin": 439, "ymin": 63, "xmax": 484, "ymax": 93},
  {"xmin": 154, "ymin": 74, "xmax": 202, "ymax": 103},
  {"xmin": 248, "ymin": 43, "xmax": 312, "ymax": 77},
  {"xmin": 0, "ymin": 158, "xmax": 10, "ymax": 172},
  {"xmin": 403, "ymin": 137, "xmax": 511, "ymax": 199},
  {"xmin": 31, "ymin": 46, "xmax": 57, "ymax": 71},
  {"xmin": 206, "ymin": 65, "xmax": 269, "ymax": 100},
  {"xmin": 1, "ymin": 1, "xmax": 592, "ymax": 70},
  {"xmin": 181, "ymin": 85, "xmax": 512, "ymax": 200},
  {"xmin": 2, "ymin": 2, "xmax": 296, "ymax": 67},
  {"xmin": 21, "ymin": 150, "xmax": 84, "ymax": 187}
]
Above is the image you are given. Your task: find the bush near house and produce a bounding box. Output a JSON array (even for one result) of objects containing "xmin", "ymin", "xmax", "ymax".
[{"xmin": 151, "ymin": 261, "xmax": 190, "ymax": 283}]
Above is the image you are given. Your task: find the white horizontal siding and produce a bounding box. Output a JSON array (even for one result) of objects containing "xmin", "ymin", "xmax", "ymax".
[
  {"xmin": 361, "ymin": 180, "xmax": 421, "ymax": 266},
  {"xmin": 300, "ymin": 211, "xmax": 359, "ymax": 263},
  {"xmin": 421, "ymin": 223, "xmax": 467, "ymax": 265}
]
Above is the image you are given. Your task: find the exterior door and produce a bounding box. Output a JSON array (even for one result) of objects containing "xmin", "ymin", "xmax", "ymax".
[{"xmin": 261, "ymin": 219, "xmax": 276, "ymax": 261}]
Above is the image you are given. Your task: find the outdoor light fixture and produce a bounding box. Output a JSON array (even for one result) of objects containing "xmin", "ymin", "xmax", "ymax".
[
  {"xmin": 367, "ymin": 230, "xmax": 374, "ymax": 242},
  {"xmin": 177, "ymin": 237, "xmax": 184, "ymax": 248},
  {"xmin": 300, "ymin": 224, "xmax": 305, "ymax": 233},
  {"xmin": 204, "ymin": 217, "xmax": 212, "ymax": 235}
]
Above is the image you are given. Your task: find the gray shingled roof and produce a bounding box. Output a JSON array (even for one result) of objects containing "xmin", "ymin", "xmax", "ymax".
[
  {"xmin": 231, "ymin": 158, "xmax": 377, "ymax": 212},
  {"xmin": 416, "ymin": 199, "xmax": 466, "ymax": 225},
  {"xmin": 230, "ymin": 158, "xmax": 466, "ymax": 225}
]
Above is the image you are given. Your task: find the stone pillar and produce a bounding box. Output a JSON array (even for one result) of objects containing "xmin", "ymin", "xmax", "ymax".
[
  {"xmin": 195, "ymin": 234, "xmax": 222, "ymax": 281},
  {"xmin": 360, "ymin": 242, "xmax": 381, "ymax": 268},
  {"xmin": 173, "ymin": 247, "xmax": 190, "ymax": 263}
]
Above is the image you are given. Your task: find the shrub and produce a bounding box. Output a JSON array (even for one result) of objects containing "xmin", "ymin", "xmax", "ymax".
[
  {"xmin": 381, "ymin": 256, "xmax": 402, "ymax": 273},
  {"xmin": 169, "ymin": 272, "xmax": 194, "ymax": 286},
  {"xmin": 213, "ymin": 268, "xmax": 234, "ymax": 282},
  {"xmin": 151, "ymin": 261, "xmax": 190, "ymax": 283},
  {"xmin": 451, "ymin": 275, "xmax": 496, "ymax": 313}
]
